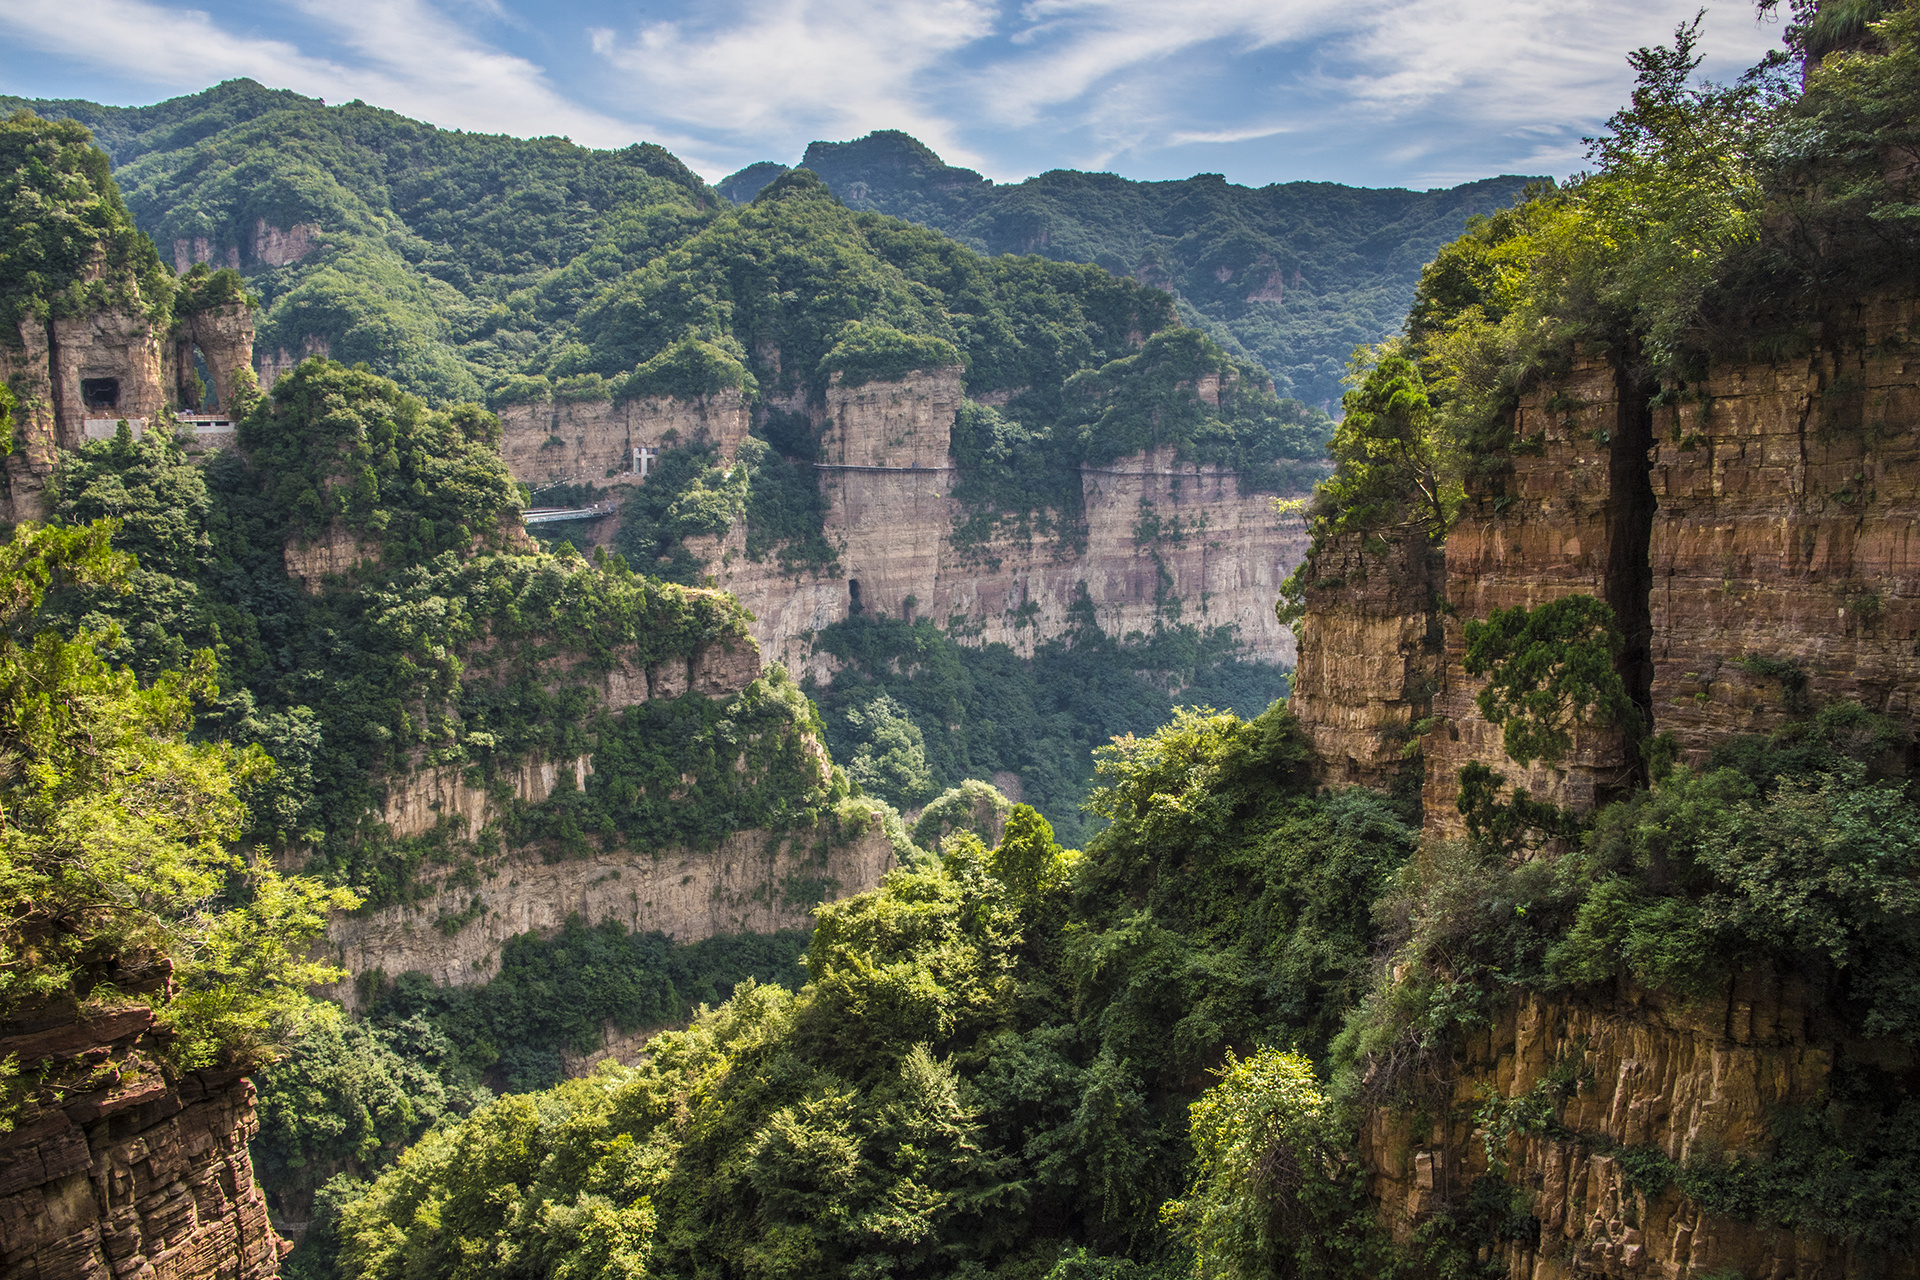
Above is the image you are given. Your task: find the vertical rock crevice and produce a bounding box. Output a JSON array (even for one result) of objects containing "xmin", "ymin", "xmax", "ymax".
[{"xmin": 1604, "ymin": 354, "xmax": 1658, "ymax": 795}]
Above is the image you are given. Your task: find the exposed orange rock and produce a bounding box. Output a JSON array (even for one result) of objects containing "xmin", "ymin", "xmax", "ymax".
[
  {"xmin": 1363, "ymin": 974, "xmax": 1917, "ymax": 1280},
  {"xmin": 1288, "ymin": 531, "xmax": 1445, "ymax": 788},
  {"xmin": 1410, "ymin": 299, "xmax": 1920, "ymax": 839},
  {"xmin": 0, "ymin": 995, "xmax": 284, "ymax": 1280}
]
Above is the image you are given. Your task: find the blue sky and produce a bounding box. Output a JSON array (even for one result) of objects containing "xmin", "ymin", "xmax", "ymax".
[{"xmin": 3, "ymin": 0, "xmax": 1783, "ymax": 190}]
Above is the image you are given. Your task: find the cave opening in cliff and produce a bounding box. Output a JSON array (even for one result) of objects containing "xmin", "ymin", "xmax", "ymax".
[
  {"xmin": 848, "ymin": 578, "xmax": 864, "ymax": 615},
  {"xmin": 1605, "ymin": 356, "xmax": 1659, "ymax": 795},
  {"xmin": 81, "ymin": 377, "xmax": 121, "ymax": 409}
]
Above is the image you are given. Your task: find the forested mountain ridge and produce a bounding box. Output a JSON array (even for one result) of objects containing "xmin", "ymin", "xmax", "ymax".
[
  {"xmin": 5, "ymin": 81, "xmax": 1531, "ymax": 412},
  {"xmin": 721, "ymin": 130, "xmax": 1541, "ymax": 406},
  {"xmin": 1, "ymin": 79, "xmax": 720, "ymax": 405},
  {"xmin": 295, "ymin": 6, "xmax": 1920, "ymax": 1280}
]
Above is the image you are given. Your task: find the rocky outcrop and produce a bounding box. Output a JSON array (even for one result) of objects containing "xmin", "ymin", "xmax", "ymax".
[
  {"xmin": 372, "ymin": 635, "xmax": 761, "ymax": 841},
  {"xmin": 495, "ymin": 389, "xmax": 753, "ymax": 488},
  {"xmin": 2, "ymin": 304, "xmax": 172, "ymax": 521},
  {"xmin": 1405, "ymin": 300, "xmax": 1920, "ymax": 838},
  {"xmin": 250, "ymin": 221, "xmax": 320, "ymax": 268},
  {"xmin": 1288, "ymin": 531, "xmax": 1445, "ymax": 788},
  {"xmin": 0, "ymin": 999, "xmax": 283, "ymax": 1280},
  {"xmin": 171, "ymin": 303, "xmax": 256, "ymax": 414},
  {"xmin": 255, "ymin": 337, "xmax": 328, "ymax": 392},
  {"xmin": 1362, "ymin": 975, "xmax": 1916, "ymax": 1280},
  {"xmin": 281, "ymin": 523, "xmax": 375, "ymax": 591},
  {"xmin": 173, "ymin": 237, "xmax": 242, "ymax": 274},
  {"xmin": 323, "ymin": 818, "xmax": 897, "ymax": 1013},
  {"xmin": 500, "ymin": 368, "xmax": 1316, "ymax": 677}
]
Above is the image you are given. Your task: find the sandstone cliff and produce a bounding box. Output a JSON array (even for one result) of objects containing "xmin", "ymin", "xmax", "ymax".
[
  {"xmin": 1288, "ymin": 531, "xmax": 1445, "ymax": 788},
  {"xmin": 320, "ymin": 623, "xmax": 888, "ymax": 1018},
  {"xmin": 0, "ymin": 294, "xmax": 256, "ymax": 520},
  {"xmin": 323, "ymin": 819, "xmax": 896, "ymax": 1013},
  {"xmin": 497, "ymin": 368, "xmax": 1312, "ymax": 677},
  {"xmin": 1290, "ymin": 298, "xmax": 1920, "ymax": 1276},
  {"xmin": 1290, "ymin": 298, "xmax": 1920, "ymax": 839},
  {"xmin": 495, "ymin": 388, "xmax": 752, "ymax": 486},
  {"xmin": 0, "ymin": 998, "xmax": 283, "ymax": 1280},
  {"xmin": 1364, "ymin": 975, "xmax": 1915, "ymax": 1280}
]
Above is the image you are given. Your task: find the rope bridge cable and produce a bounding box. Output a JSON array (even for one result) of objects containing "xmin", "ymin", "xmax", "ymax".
[{"xmin": 809, "ymin": 463, "xmax": 1254, "ymax": 477}]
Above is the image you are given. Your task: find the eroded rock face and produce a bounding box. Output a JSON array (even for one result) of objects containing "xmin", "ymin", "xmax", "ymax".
[
  {"xmin": 372, "ymin": 635, "xmax": 765, "ymax": 841},
  {"xmin": 1412, "ymin": 300, "xmax": 1920, "ymax": 839},
  {"xmin": 1, "ymin": 306, "xmax": 171, "ymax": 521},
  {"xmin": 255, "ymin": 337, "xmax": 329, "ymax": 392},
  {"xmin": 0, "ymin": 1003, "xmax": 284, "ymax": 1280},
  {"xmin": 1288, "ymin": 531, "xmax": 1445, "ymax": 788},
  {"xmin": 281, "ymin": 523, "xmax": 375, "ymax": 591},
  {"xmin": 322, "ymin": 819, "xmax": 897, "ymax": 1013},
  {"xmin": 509, "ymin": 369, "xmax": 1317, "ymax": 677},
  {"xmin": 1362, "ymin": 976, "xmax": 1915, "ymax": 1280},
  {"xmin": 496, "ymin": 390, "xmax": 753, "ymax": 488},
  {"xmin": 251, "ymin": 221, "xmax": 320, "ymax": 268},
  {"xmin": 1418, "ymin": 353, "xmax": 1648, "ymax": 839},
  {"xmin": 172, "ymin": 303, "xmax": 256, "ymax": 415}
]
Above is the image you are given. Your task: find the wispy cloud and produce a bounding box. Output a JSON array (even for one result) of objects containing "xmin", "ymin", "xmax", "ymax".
[
  {"xmin": 0, "ymin": 0, "xmax": 1789, "ymax": 188},
  {"xmin": 591, "ymin": 0, "xmax": 1000, "ymax": 170},
  {"xmin": 1, "ymin": 0, "xmax": 640, "ymax": 145}
]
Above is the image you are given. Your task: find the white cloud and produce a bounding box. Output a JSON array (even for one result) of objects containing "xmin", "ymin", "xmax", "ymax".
[
  {"xmin": 0, "ymin": 0, "xmax": 1793, "ymax": 187},
  {"xmin": 591, "ymin": 0, "xmax": 1001, "ymax": 171},
  {"xmin": 0, "ymin": 0, "xmax": 642, "ymax": 146}
]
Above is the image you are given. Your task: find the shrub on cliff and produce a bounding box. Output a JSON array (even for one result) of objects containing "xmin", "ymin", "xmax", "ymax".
[{"xmin": 0, "ymin": 520, "xmax": 357, "ymax": 1093}]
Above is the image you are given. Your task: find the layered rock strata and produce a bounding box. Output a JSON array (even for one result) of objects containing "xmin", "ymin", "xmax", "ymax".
[
  {"xmin": 1408, "ymin": 301, "xmax": 1920, "ymax": 838},
  {"xmin": 1362, "ymin": 975, "xmax": 1916, "ymax": 1280},
  {"xmin": 371, "ymin": 636, "xmax": 762, "ymax": 841},
  {"xmin": 497, "ymin": 368, "xmax": 1314, "ymax": 675},
  {"xmin": 495, "ymin": 389, "xmax": 752, "ymax": 488},
  {"xmin": 323, "ymin": 819, "xmax": 896, "ymax": 1014},
  {"xmin": 0, "ymin": 1000, "xmax": 283, "ymax": 1280},
  {"xmin": 1287, "ymin": 531, "xmax": 1445, "ymax": 788}
]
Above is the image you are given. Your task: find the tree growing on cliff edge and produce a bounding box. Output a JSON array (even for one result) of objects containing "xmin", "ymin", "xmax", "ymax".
[{"xmin": 0, "ymin": 520, "xmax": 357, "ymax": 1088}]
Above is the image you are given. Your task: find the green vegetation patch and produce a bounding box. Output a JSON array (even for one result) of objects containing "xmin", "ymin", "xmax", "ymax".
[
  {"xmin": 301, "ymin": 705, "xmax": 1419, "ymax": 1280},
  {"xmin": 808, "ymin": 602, "xmax": 1291, "ymax": 846}
]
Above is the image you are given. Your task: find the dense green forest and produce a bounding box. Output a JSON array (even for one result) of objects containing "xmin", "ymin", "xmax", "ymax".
[
  {"xmin": 8, "ymin": 5, "xmax": 1920, "ymax": 1279},
  {"xmin": 721, "ymin": 132, "xmax": 1538, "ymax": 408},
  {"xmin": 285, "ymin": 7, "xmax": 1920, "ymax": 1278},
  {"xmin": 6, "ymin": 81, "xmax": 1526, "ymax": 412}
]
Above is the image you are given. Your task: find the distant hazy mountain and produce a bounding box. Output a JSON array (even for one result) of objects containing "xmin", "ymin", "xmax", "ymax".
[{"xmin": 723, "ymin": 132, "xmax": 1542, "ymax": 407}]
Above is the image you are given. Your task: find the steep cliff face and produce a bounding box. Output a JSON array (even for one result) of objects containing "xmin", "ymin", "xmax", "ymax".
[
  {"xmin": 1410, "ymin": 300, "xmax": 1920, "ymax": 837},
  {"xmin": 320, "ymin": 625, "xmax": 875, "ymax": 1016},
  {"xmin": 1363, "ymin": 976, "xmax": 1916, "ymax": 1280},
  {"xmin": 323, "ymin": 820, "xmax": 896, "ymax": 1013},
  {"xmin": 495, "ymin": 389, "xmax": 752, "ymax": 487},
  {"xmin": 1288, "ymin": 531, "xmax": 1445, "ymax": 787},
  {"xmin": 1418, "ymin": 353, "xmax": 1649, "ymax": 837},
  {"xmin": 2, "ymin": 306, "xmax": 172, "ymax": 521},
  {"xmin": 368, "ymin": 634, "xmax": 762, "ymax": 841},
  {"xmin": 0, "ymin": 1000, "xmax": 283, "ymax": 1280},
  {"xmin": 1292, "ymin": 301, "xmax": 1920, "ymax": 1276},
  {"xmin": 500, "ymin": 369, "xmax": 1312, "ymax": 676}
]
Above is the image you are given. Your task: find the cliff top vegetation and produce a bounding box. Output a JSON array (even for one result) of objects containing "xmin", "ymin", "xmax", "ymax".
[{"xmin": 726, "ymin": 129, "xmax": 1541, "ymax": 408}]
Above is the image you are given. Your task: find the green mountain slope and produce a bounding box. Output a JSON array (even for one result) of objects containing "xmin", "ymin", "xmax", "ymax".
[
  {"xmin": 3, "ymin": 80, "xmax": 722, "ymax": 405},
  {"xmin": 722, "ymin": 130, "xmax": 1543, "ymax": 407}
]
